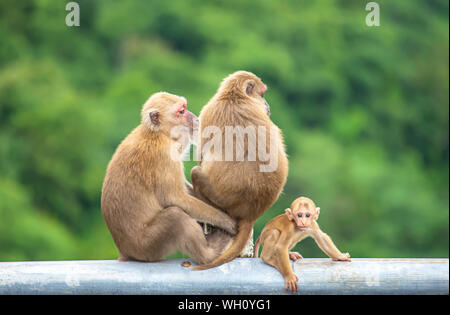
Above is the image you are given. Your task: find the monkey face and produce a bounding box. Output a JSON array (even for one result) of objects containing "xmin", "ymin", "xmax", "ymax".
[
  {"xmin": 171, "ymin": 102, "xmax": 199, "ymax": 145},
  {"xmin": 174, "ymin": 102, "xmax": 199, "ymax": 135},
  {"xmin": 292, "ymin": 208, "xmax": 315, "ymax": 229},
  {"xmin": 141, "ymin": 92, "xmax": 199, "ymax": 141},
  {"xmin": 244, "ymin": 76, "xmax": 271, "ymax": 116},
  {"xmin": 286, "ymin": 197, "xmax": 320, "ymax": 230},
  {"xmin": 259, "ymin": 83, "xmax": 271, "ymax": 116}
]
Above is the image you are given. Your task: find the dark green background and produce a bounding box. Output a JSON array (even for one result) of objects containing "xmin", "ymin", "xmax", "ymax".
[{"xmin": 0, "ymin": 0, "xmax": 448, "ymax": 261}]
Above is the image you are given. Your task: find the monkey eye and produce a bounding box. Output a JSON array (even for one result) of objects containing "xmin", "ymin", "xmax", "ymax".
[
  {"xmin": 306, "ymin": 213, "xmax": 311, "ymax": 218},
  {"xmin": 298, "ymin": 214, "xmax": 302, "ymax": 218},
  {"xmin": 177, "ymin": 103, "xmax": 187, "ymax": 115}
]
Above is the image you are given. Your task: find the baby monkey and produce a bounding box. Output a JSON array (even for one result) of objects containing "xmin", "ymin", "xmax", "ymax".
[{"xmin": 254, "ymin": 197, "xmax": 351, "ymax": 294}]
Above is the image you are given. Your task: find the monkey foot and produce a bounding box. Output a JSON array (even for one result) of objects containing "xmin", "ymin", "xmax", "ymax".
[
  {"xmin": 239, "ymin": 232, "xmax": 254, "ymax": 257},
  {"xmin": 289, "ymin": 252, "xmax": 303, "ymax": 261},
  {"xmin": 284, "ymin": 274, "xmax": 299, "ymax": 294}
]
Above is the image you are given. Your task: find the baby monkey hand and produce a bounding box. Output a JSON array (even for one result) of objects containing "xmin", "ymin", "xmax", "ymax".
[{"xmin": 333, "ymin": 252, "xmax": 351, "ymax": 262}]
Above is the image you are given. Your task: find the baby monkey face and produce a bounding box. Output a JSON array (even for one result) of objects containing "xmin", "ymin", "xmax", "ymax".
[{"xmin": 286, "ymin": 197, "xmax": 320, "ymax": 229}]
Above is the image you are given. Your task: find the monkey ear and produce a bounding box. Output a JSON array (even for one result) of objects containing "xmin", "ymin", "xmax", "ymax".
[
  {"xmin": 244, "ymin": 80, "xmax": 256, "ymax": 96},
  {"xmin": 314, "ymin": 207, "xmax": 320, "ymax": 220},
  {"xmin": 285, "ymin": 208, "xmax": 294, "ymax": 221},
  {"xmin": 149, "ymin": 110, "xmax": 160, "ymax": 127}
]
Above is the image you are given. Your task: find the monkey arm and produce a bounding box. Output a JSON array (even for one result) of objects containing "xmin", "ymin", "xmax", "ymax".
[
  {"xmin": 185, "ymin": 180, "xmax": 194, "ymax": 196},
  {"xmin": 174, "ymin": 194, "xmax": 237, "ymax": 236},
  {"xmin": 311, "ymin": 229, "xmax": 350, "ymax": 261}
]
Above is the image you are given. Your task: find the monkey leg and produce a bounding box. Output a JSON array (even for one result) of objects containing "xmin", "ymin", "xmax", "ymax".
[
  {"xmin": 188, "ymin": 177, "xmax": 212, "ymax": 205},
  {"xmin": 118, "ymin": 253, "xmax": 129, "ymax": 261},
  {"xmin": 206, "ymin": 228, "xmax": 232, "ymax": 255},
  {"xmin": 274, "ymin": 237, "xmax": 298, "ymax": 293},
  {"xmin": 260, "ymin": 230, "xmax": 298, "ymax": 293},
  {"xmin": 239, "ymin": 229, "xmax": 254, "ymax": 257},
  {"xmin": 190, "ymin": 166, "xmax": 235, "ymax": 237},
  {"xmin": 259, "ymin": 230, "xmax": 281, "ymax": 268},
  {"xmin": 141, "ymin": 206, "xmax": 220, "ymax": 264},
  {"xmin": 278, "ymin": 250, "xmax": 299, "ymax": 294},
  {"xmin": 191, "ymin": 166, "xmax": 229, "ymax": 209},
  {"xmin": 218, "ymin": 228, "xmax": 254, "ymax": 258}
]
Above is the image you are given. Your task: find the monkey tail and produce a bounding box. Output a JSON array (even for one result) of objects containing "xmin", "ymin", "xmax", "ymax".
[
  {"xmin": 192, "ymin": 218, "xmax": 254, "ymax": 271},
  {"xmin": 253, "ymin": 236, "xmax": 261, "ymax": 258}
]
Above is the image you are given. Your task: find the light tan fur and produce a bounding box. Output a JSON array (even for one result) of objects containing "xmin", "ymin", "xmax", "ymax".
[
  {"xmin": 101, "ymin": 92, "xmax": 236, "ymax": 264},
  {"xmin": 191, "ymin": 71, "xmax": 288, "ymax": 270},
  {"xmin": 254, "ymin": 197, "xmax": 351, "ymax": 293}
]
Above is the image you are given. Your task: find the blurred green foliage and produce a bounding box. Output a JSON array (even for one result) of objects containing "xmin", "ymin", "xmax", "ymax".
[{"xmin": 0, "ymin": 0, "xmax": 448, "ymax": 261}]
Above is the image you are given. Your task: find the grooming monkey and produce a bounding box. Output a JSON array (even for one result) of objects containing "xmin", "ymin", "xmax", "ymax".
[
  {"xmin": 191, "ymin": 71, "xmax": 288, "ymax": 270},
  {"xmin": 101, "ymin": 92, "xmax": 236, "ymax": 264},
  {"xmin": 254, "ymin": 197, "xmax": 351, "ymax": 293}
]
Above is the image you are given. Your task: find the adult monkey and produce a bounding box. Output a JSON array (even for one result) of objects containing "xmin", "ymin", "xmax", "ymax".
[
  {"xmin": 191, "ymin": 71, "xmax": 288, "ymax": 270},
  {"xmin": 102, "ymin": 92, "xmax": 236, "ymax": 264}
]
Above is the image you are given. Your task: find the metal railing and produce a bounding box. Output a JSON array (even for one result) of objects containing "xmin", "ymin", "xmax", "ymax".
[{"xmin": 0, "ymin": 258, "xmax": 448, "ymax": 295}]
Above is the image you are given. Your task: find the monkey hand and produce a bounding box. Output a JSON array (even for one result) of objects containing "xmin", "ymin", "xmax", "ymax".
[
  {"xmin": 284, "ymin": 273, "xmax": 299, "ymax": 294},
  {"xmin": 215, "ymin": 215, "xmax": 237, "ymax": 235},
  {"xmin": 333, "ymin": 252, "xmax": 351, "ymax": 262},
  {"xmin": 289, "ymin": 252, "xmax": 303, "ymax": 261}
]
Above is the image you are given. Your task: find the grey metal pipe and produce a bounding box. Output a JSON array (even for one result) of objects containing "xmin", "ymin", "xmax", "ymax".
[{"xmin": 0, "ymin": 258, "xmax": 448, "ymax": 295}]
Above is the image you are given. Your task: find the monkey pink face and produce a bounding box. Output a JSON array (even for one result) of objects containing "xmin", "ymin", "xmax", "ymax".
[
  {"xmin": 261, "ymin": 84, "xmax": 267, "ymax": 96},
  {"xmin": 260, "ymin": 84, "xmax": 270, "ymax": 116},
  {"xmin": 174, "ymin": 101, "xmax": 199, "ymax": 134},
  {"xmin": 166, "ymin": 99, "xmax": 199, "ymax": 148},
  {"xmin": 243, "ymin": 78, "xmax": 270, "ymax": 116},
  {"xmin": 142, "ymin": 93, "xmax": 199, "ymax": 141},
  {"xmin": 286, "ymin": 197, "xmax": 320, "ymax": 230}
]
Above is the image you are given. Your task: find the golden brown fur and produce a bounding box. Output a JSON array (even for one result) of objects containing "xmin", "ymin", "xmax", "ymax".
[
  {"xmin": 254, "ymin": 197, "xmax": 351, "ymax": 293},
  {"xmin": 101, "ymin": 92, "xmax": 236, "ymax": 263},
  {"xmin": 191, "ymin": 71, "xmax": 288, "ymax": 270}
]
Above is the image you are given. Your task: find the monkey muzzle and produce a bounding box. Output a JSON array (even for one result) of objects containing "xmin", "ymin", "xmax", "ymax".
[{"xmin": 187, "ymin": 111, "xmax": 199, "ymax": 130}]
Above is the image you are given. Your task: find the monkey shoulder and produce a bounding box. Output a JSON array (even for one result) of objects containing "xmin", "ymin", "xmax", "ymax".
[
  {"xmin": 271, "ymin": 214, "xmax": 296, "ymax": 232},
  {"xmin": 105, "ymin": 130, "xmax": 185, "ymax": 197},
  {"xmin": 310, "ymin": 220, "xmax": 321, "ymax": 231}
]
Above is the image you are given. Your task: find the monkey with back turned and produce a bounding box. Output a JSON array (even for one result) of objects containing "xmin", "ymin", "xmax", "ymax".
[
  {"xmin": 191, "ymin": 71, "xmax": 289, "ymax": 270},
  {"xmin": 254, "ymin": 196, "xmax": 351, "ymax": 294}
]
